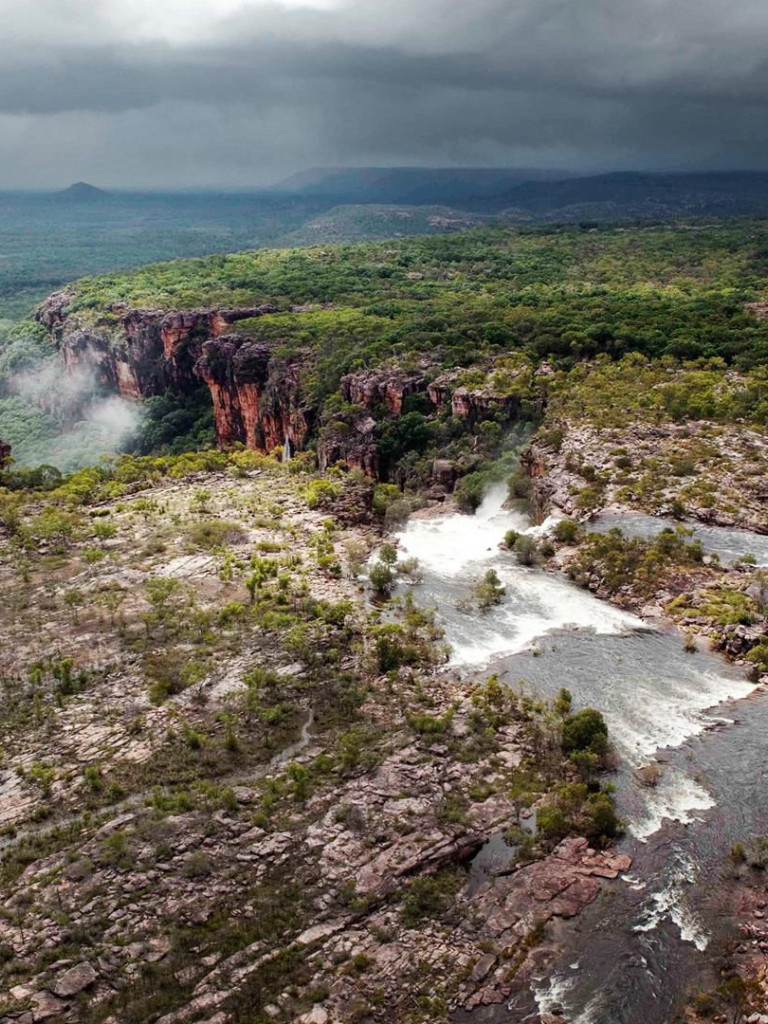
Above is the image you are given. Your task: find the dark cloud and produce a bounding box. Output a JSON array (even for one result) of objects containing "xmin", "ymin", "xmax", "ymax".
[{"xmin": 1, "ymin": 0, "xmax": 768, "ymax": 186}]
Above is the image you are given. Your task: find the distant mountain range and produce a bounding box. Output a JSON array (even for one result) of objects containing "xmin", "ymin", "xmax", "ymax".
[
  {"xmin": 273, "ymin": 166, "xmax": 573, "ymax": 204},
  {"xmin": 273, "ymin": 167, "xmax": 768, "ymax": 220}
]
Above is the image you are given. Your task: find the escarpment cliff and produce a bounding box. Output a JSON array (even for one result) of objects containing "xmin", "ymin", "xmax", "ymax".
[
  {"xmin": 196, "ymin": 335, "xmax": 313, "ymax": 454},
  {"xmin": 36, "ymin": 288, "xmax": 536, "ymax": 479},
  {"xmin": 36, "ymin": 290, "xmax": 277, "ymax": 401}
]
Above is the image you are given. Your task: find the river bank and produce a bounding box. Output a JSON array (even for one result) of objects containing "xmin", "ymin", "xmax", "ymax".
[{"xmin": 391, "ymin": 481, "xmax": 768, "ymax": 1022}]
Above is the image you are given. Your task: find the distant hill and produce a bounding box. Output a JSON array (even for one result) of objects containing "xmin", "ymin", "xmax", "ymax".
[
  {"xmin": 493, "ymin": 171, "xmax": 768, "ymax": 219},
  {"xmin": 55, "ymin": 182, "xmax": 108, "ymax": 201},
  {"xmin": 277, "ymin": 204, "xmax": 487, "ymax": 245},
  {"xmin": 274, "ymin": 166, "xmax": 572, "ymax": 204},
  {"xmin": 274, "ymin": 167, "xmax": 768, "ymax": 219}
]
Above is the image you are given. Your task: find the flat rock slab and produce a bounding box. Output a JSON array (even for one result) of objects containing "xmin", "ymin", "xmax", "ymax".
[{"xmin": 50, "ymin": 961, "xmax": 98, "ymax": 998}]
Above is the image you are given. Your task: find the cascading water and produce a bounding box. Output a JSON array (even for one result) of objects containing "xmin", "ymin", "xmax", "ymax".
[
  {"xmin": 396, "ymin": 483, "xmax": 644, "ymax": 667},
  {"xmin": 394, "ymin": 485, "xmax": 766, "ymax": 1023},
  {"xmin": 282, "ymin": 433, "xmax": 292, "ymax": 462}
]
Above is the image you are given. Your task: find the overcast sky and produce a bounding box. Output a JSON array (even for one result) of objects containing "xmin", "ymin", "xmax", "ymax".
[{"xmin": 2, "ymin": 0, "xmax": 768, "ymax": 188}]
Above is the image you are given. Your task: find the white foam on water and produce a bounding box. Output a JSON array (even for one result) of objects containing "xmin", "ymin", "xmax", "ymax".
[
  {"xmin": 533, "ymin": 976, "xmax": 603, "ymax": 1024},
  {"xmin": 395, "ymin": 483, "xmax": 643, "ymax": 666},
  {"xmin": 526, "ymin": 511, "xmax": 566, "ymax": 539},
  {"xmin": 392, "ymin": 485, "xmax": 758, "ymax": 840},
  {"xmin": 605, "ymin": 668, "xmax": 756, "ymax": 769},
  {"xmin": 630, "ymin": 769, "xmax": 715, "ymax": 841},
  {"xmin": 532, "ymin": 973, "xmax": 576, "ymax": 1016},
  {"xmin": 621, "ymin": 874, "xmax": 647, "ymax": 890},
  {"xmin": 396, "ymin": 482, "xmax": 530, "ymax": 578},
  {"xmin": 634, "ymin": 853, "xmax": 709, "ymax": 951}
]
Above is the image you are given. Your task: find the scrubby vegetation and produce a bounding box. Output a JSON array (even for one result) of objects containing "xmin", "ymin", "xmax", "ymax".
[{"xmin": 0, "ymin": 444, "xmax": 625, "ymax": 1023}]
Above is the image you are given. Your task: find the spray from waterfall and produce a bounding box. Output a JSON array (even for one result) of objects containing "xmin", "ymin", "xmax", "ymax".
[{"xmin": 0, "ymin": 355, "xmax": 144, "ymax": 470}]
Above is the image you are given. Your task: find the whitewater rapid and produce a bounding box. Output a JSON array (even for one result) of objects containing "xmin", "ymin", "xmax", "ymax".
[
  {"xmin": 392, "ymin": 484, "xmax": 759, "ymax": 982},
  {"xmin": 396, "ymin": 483, "xmax": 644, "ymax": 667}
]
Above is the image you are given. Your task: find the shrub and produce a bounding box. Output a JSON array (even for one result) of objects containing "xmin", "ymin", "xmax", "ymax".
[
  {"xmin": 553, "ymin": 518, "xmax": 579, "ymax": 544},
  {"xmin": 514, "ymin": 534, "xmax": 538, "ymax": 566},
  {"xmin": 454, "ymin": 474, "xmax": 486, "ymax": 512},
  {"xmin": 406, "ymin": 707, "xmax": 455, "ymax": 735},
  {"xmin": 562, "ymin": 708, "xmax": 609, "ymax": 756},
  {"xmin": 473, "ymin": 569, "xmax": 506, "ymax": 609},
  {"xmin": 186, "ymin": 519, "xmax": 247, "ymax": 550},
  {"xmin": 305, "ymin": 479, "xmax": 341, "ymax": 509},
  {"xmin": 508, "ymin": 473, "xmax": 531, "ymax": 500},
  {"xmin": 400, "ymin": 870, "xmax": 463, "ymax": 926},
  {"xmin": 369, "ymin": 560, "xmax": 395, "ymax": 599}
]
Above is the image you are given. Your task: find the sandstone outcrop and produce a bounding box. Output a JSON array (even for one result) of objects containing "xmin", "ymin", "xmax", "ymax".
[
  {"xmin": 195, "ymin": 335, "xmax": 313, "ymax": 454},
  {"xmin": 340, "ymin": 368, "xmax": 427, "ymax": 416},
  {"xmin": 35, "ymin": 288, "xmax": 536, "ymax": 478},
  {"xmin": 35, "ymin": 292, "xmax": 277, "ymax": 403}
]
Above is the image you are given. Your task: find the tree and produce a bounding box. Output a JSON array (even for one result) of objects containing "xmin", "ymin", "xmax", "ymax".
[
  {"xmin": 369, "ymin": 560, "xmax": 395, "ymax": 599},
  {"xmin": 473, "ymin": 569, "xmax": 506, "ymax": 610},
  {"xmin": 553, "ymin": 687, "xmax": 573, "ymax": 717},
  {"xmin": 562, "ymin": 708, "xmax": 609, "ymax": 756},
  {"xmin": 514, "ymin": 534, "xmax": 538, "ymax": 566}
]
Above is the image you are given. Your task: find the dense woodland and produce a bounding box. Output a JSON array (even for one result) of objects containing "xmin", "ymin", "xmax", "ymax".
[{"xmin": 5, "ymin": 220, "xmax": 768, "ymax": 473}]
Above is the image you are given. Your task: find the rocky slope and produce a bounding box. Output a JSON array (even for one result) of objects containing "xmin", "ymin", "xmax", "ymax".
[
  {"xmin": 0, "ymin": 451, "xmax": 628, "ymax": 1024},
  {"xmin": 523, "ymin": 420, "xmax": 768, "ymax": 533}
]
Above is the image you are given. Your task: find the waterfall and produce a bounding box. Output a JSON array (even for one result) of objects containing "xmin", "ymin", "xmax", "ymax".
[{"xmin": 282, "ymin": 433, "xmax": 292, "ymax": 462}]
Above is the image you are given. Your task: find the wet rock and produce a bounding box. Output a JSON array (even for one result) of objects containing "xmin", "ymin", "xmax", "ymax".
[{"xmin": 432, "ymin": 459, "xmax": 457, "ymax": 489}]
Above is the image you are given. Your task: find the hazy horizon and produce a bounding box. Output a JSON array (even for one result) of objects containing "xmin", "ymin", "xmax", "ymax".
[{"xmin": 3, "ymin": 0, "xmax": 768, "ymax": 189}]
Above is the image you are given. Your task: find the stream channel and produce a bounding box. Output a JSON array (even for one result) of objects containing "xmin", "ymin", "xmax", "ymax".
[{"xmin": 394, "ymin": 485, "xmax": 768, "ymax": 1023}]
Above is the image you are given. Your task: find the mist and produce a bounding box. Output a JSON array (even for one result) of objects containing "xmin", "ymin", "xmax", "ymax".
[{"xmin": 0, "ymin": 355, "xmax": 144, "ymax": 471}]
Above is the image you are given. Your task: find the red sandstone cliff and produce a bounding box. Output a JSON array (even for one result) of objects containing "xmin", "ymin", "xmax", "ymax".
[
  {"xmin": 36, "ymin": 291, "xmax": 277, "ymax": 401},
  {"xmin": 35, "ymin": 290, "xmax": 532, "ymax": 477},
  {"xmin": 195, "ymin": 335, "xmax": 313, "ymax": 455}
]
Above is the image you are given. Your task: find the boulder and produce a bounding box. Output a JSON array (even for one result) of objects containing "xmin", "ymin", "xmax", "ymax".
[{"xmin": 50, "ymin": 961, "xmax": 98, "ymax": 998}]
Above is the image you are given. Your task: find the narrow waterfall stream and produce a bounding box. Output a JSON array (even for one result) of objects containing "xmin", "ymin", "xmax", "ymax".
[{"xmin": 394, "ymin": 485, "xmax": 767, "ymax": 1023}]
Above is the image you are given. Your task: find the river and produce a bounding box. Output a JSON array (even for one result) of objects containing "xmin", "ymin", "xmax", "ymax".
[{"xmin": 394, "ymin": 484, "xmax": 767, "ymax": 1023}]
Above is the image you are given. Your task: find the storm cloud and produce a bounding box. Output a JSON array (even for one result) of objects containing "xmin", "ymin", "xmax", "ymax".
[{"xmin": 3, "ymin": 0, "xmax": 768, "ymax": 187}]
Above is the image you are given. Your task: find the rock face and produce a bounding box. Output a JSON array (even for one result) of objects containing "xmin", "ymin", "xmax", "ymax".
[
  {"xmin": 36, "ymin": 292, "xmax": 277, "ymax": 403},
  {"xmin": 36, "ymin": 290, "xmax": 529, "ymax": 474},
  {"xmin": 317, "ymin": 415, "xmax": 381, "ymax": 477},
  {"xmin": 340, "ymin": 368, "xmax": 428, "ymax": 416},
  {"xmin": 195, "ymin": 335, "xmax": 313, "ymax": 454},
  {"xmin": 0, "ymin": 437, "xmax": 9, "ymax": 468},
  {"xmin": 50, "ymin": 962, "xmax": 98, "ymax": 998}
]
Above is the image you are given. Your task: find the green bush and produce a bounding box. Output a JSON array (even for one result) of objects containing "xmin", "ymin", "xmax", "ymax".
[
  {"xmin": 553, "ymin": 518, "xmax": 579, "ymax": 544},
  {"xmin": 514, "ymin": 534, "xmax": 538, "ymax": 566},
  {"xmin": 562, "ymin": 708, "xmax": 609, "ymax": 756},
  {"xmin": 472, "ymin": 568, "xmax": 506, "ymax": 609}
]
